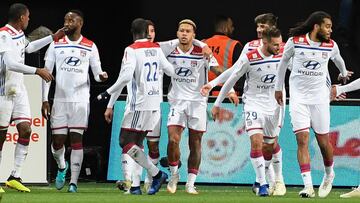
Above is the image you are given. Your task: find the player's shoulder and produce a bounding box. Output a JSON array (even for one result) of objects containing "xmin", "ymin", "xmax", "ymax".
[
  {"xmin": 54, "ymin": 36, "xmax": 68, "ymax": 45},
  {"xmin": 79, "ymin": 36, "xmax": 94, "ymax": 47},
  {"xmin": 248, "ymin": 39, "xmax": 262, "ymax": 47},
  {"xmin": 129, "ymin": 41, "xmax": 160, "ymax": 49},
  {"xmin": 292, "ymin": 35, "xmax": 309, "ymax": 45},
  {"xmin": 246, "ymin": 49, "xmax": 262, "ymax": 62},
  {"xmin": 320, "ymin": 39, "xmax": 335, "ymax": 48},
  {"xmin": 0, "ymin": 26, "xmax": 16, "ymax": 36},
  {"xmin": 190, "ymin": 45, "xmax": 203, "ymax": 56}
]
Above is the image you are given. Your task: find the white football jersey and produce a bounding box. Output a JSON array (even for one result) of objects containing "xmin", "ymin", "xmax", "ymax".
[
  {"xmin": 45, "ymin": 35, "xmax": 102, "ymax": 102},
  {"xmin": 284, "ymin": 34, "xmax": 340, "ymax": 104},
  {"xmin": 241, "ymin": 48, "xmax": 283, "ymax": 114},
  {"xmin": 167, "ymin": 45, "xmax": 218, "ymax": 102},
  {"xmin": 213, "ymin": 46, "xmax": 285, "ymax": 115},
  {"xmin": 122, "ymin": 39, "xmax": 173, "ymax": 111},
  {"xmin": 0, "ymin": 24, "xmax": 28, "ymax": 96},
  {"xmin": 241, "ymin": 39, "xmax": 263, "ymax": 56}
]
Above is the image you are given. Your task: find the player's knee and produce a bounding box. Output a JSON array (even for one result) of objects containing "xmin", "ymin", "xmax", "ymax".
[
  {"xmin": 168, "ymin": 136, "xmax": 180, "ymax": 146},
  {"xmin": 18, "ymin": 126, "xmax": 32, "ymax": 138}
]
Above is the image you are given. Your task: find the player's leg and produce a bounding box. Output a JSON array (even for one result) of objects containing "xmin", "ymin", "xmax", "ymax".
[
  {"xmin": 269, "ymin": 108, "xmax": 286, "ymax": 196},
  {"xmin": 50, "ymin": 102, "xmax": 69, "ymax": 190},
  {"xmin": 290, "ymin": 102, "xmax": 314, "ymax": 198},
  {"xmin": 121, "ymin": 110, "xmax": 167, "ymax": 195},
  {"xmin": 0, "ymin": 97, "xmax": 12, "ymax": 193},
  {"xmin": 67, "ymin": 102, "xmax": 89, "ymax": 193},
  {"xmin": 5, "ymin": 94, "xmax": 31, "ymax": 192},
  {"xmin": 262, "ymin": 142, "xmax": 275, "ymax": 195},
  {"xmin": 166, "ymin": 101, "xmax": 186, "ymax": 194},
  {"xmin": 311, "ymin": 104, "xmax": 334, "ymax": 198},
  {"xmin": 166, "ymin": 126, "xmax": 183, "ymax": 193},
  {"xmin": 186, "ymin": 129, "xmax": 203, "ymax": 195},
  {"xmin": 144, "ymin": 115, "xmax": 161, "ymax": 193},
  {"xmin": 68, "ymin": 130, "xmax": 84, "ymax": 193}
]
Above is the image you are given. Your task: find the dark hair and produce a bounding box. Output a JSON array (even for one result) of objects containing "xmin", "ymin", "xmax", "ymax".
[
  {"xmin": 214, "ymin": 15, "xmax": 230, "ymax": 31},
  {"xmin": 8, "ymin": 3, "xmax": 28, "ymax": 22},
  {"xmin": 69, "ymin": 9, "xmax": 84, "ymax": 20},
  {"xmin": 254, "ymin": 13, "xmax": 278, "ymax": 27},
  {"xmin": 262, "ymin": 26, "xmax": 282, "ymax": 41},
  {"xmin": 147, "ymin": 20, "xmax": 155, "ymax": 27},
  {"xmin": 289, "ymin": 11, "xmax": 331, "ymax": 37},
  {"xmin": 131, "ymin": 18, "xmax": 149, "ymax": 37}
]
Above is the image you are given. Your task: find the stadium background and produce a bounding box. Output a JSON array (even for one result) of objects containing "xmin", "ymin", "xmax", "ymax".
[{"xmin": 0, "ymin": 0, "xmax": 359, "ymax": 184}]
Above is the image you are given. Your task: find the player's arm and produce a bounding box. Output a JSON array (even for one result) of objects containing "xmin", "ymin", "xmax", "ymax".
[
  {"xmin": 275, "ymin": 38, "xmax": 294, "ymax": 105},
  {"xmin": 106, "ymin": 48, "xmax": 136, "ymax": 95},
  {"xmin": 41, "ymin": 59, "xmax": 55, "ymax": 120},
  {"xmin": 240, "ymin": 42, "xmax": 250, "ymax": 56},
  {"xmin": 25, "ymin": 27, "xmax": 65, "ymax": 53},
  {"xmin": 212, "ymin": 60, "xmax": 249, "ymax": 120},
  {"xmin": 330, "ymin": 42, "xmax": 353, "ymax": 83},
  {"xmin": 89, "ymin": 43, "xmax": 108, "ymax": 82},
  {"xmin": 201, "ymin": 56, "xmax": 245, "ymax": 96},
  {"xmin": 336, "ymin": 78, "xmax": 360, "ymax": 96},
  {"xmin": 159, "ymin": 50, "xmax": 175, "ymax": 77}
]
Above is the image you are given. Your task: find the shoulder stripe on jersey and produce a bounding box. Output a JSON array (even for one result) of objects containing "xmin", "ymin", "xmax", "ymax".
[
  {"xmin": 250, "ymin": 60, "xmax": 280, "ymax": 66},
  {"xmin": 12, "ymin": 33, "xmax": 24, "ymax": 40},
  {"xmin": 167, "ymin": 55, "xmax": 203, "ymax": 60},
  {"xmin": 54, "ymin": 45, "xmax": 92, "ymax": 52},
  {"xmin": 294, "ymin": 45, "xmax": 332, "ymax": 52}
]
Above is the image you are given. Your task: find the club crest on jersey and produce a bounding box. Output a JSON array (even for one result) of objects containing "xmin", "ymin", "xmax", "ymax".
[
  {"xmin": 80, "ymin": 50, "xmax": 87, "ymax": 57},
  {"xmin": 322, "ymin": 52, "xmax": 328, "ymax": 59},
  {"xmin": 191, "ymin": 60, "xmax": 197, "ymax": 67}
]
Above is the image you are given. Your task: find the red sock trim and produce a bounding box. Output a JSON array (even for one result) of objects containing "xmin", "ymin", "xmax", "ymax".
[
  {"xmin": 263, "ymin": 151, "xmax": 272, "ymax": 161},
  {"xmin": 17, "ymin": 138, "xmax": 30, "ymax": 146},
  {"xmin": 300, "ymin": 163, "xmax": 311, "ymax": 173},
  {"xmin": 188, "ymin": 168, "xmax": 198, "ymax": 175},
  {"xmin": 168, "ymin": 160, "xmax": 179, "ymax": 167},
  {"xmin": 273, "ymin": 144, "xmax": 281, "ymax": 154},
  {"xmin": 122, "ymin": 143, "xmax": 135, "ymax": 154},
  {"xmin": 324, "ymin": 159, "xmax": 333, "ymax": 167},
  {"xmin": 71, "ymin": 143, "xmax": 83, "ymax": 150},
  {"xmin": 250, "ymin": 150, "xmax": 263, "ymax": 158},
  {"xmin": 149, "ymin": 151, "xmax": 160, "ymax": 159}
]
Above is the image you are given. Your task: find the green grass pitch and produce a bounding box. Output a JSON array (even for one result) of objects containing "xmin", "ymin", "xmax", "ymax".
[{"xmin": 0, "ymin": 183, "xmax": 358, "ymax": 203}]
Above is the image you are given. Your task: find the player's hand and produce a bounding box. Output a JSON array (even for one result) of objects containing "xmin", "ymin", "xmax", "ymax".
[
  {"xmin": 200, "ymin": 84, "xmax": 212, "ymax": 96},
  {"xmin": 97, "ymin": 91, "xmax": 110, "ymax": 101},
  {"xmin": 211, "ymin": 106, "xmax": 220, "ymax": 121},
  {"xmin": 275, "ymin": 91, "xmax": 283, "ymax": 106},
  {"xmin": 36, "ymin": 68, "xmax": 54, "ymax": 82},
  {"xmin": 202, "ymin": 45, "xmax": 212, "ymax": 59},
  {"xmin": 227, "ymin": 92, "xmax": 239, "ymax": 106},
  {"xmin": 338, "ymin": 71, "xmax": 353, "ymax": 84},
  {"xmin": 41, "ymin": 101, "xmax": 51, "ymax": 120},
  {"xmin": 330, "ymin": 85, "xmax": 346, "ymax": 101},
  {"xmin": 99, "ymin": 72, "xmax": 108, "ymax": 82},
  {"xmin": 52, "ymin": 27, "xmax": 66, "ymax": 41},
  {"xmin": 104, "ymin": 108, "xmax": 113, "ymax": 123}
]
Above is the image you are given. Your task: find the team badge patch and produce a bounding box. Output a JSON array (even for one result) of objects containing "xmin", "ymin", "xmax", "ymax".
[
  {"xmin": 322, "ymin": 52, "xmax": 328, "ymax": 59},
  {"xmin": 80, "ymin": 50, "xmax": 87, "ymax": 57},
  {"xmin": 191, "ymin": 60, "xmax": 197, "ymax": 67}
]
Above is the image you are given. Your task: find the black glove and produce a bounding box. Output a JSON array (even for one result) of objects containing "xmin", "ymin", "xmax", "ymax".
[{"xmin": 97, "ymin": 91, "xmax": 110, "ymax": 101}]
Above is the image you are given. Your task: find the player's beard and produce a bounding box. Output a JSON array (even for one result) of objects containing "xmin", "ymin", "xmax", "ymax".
[
  {"xmin": 267, "ymin": 46, "xmax": 278, "ymax": 55},
  {"xmin": 64, "ymin": 28, "xmax": 76, "ymax": 36},
  {"xmin": 316, "ymin": 31, "xmax": 330, "ymax": 43}
]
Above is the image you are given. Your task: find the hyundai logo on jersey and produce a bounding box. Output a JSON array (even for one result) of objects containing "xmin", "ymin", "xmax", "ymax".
[
  {"xmin": 261, "ymin": 74, "xmax": 276, "ymax": 83},
  {"xmin": 303, "ymin": 60, "xmax": 321, "ymax": 70},
  {"xmin": 175, "ymin": 67, "xmax": 192, "ymax": 77},
  {"xmin": 64, "ymin": 57, "xmax": 81, "ymax": 66}
]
